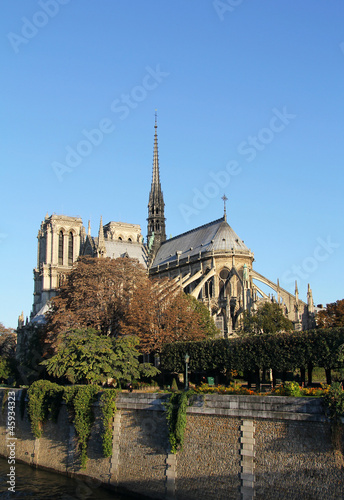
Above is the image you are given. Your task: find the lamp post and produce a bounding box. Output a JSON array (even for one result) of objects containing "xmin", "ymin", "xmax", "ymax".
[{"xmin": 184, "ymin": 353, "xmax": 190, "ymax": 391}]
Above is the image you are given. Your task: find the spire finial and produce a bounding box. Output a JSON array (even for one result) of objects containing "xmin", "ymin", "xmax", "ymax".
[
  {"xmin": 155, "ymin": 108, "xmax": 157, "ymax": 127},
  {"xmin": 222, "ymin": 194, "xmax": 228, "ymax": 221}
]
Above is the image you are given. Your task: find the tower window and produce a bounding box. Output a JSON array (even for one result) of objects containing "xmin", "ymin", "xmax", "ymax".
[
  {"xmin": 58, "ymin": 231, "xmax": 63, "ymax": 265},
  {"xmin": 68, "ymin": 232, "xmax": 73, "ymax": 266}
]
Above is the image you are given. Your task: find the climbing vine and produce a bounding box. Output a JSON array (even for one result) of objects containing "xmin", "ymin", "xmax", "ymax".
[
  {"xmin": 322, "ymin": 382, "xmax": 344, "ymax": 455},
  {"xmin": 27, "ymin": 380, "xmax": 64, "ymax": 438},
  {"xmin": 164, "ymin": 391, "xmax": 191, "ymax": 454},
  {"xmin": 1, "ymin": 389, "xmax": 9, "ymax": 414},
  {"xmin": 63, "ymin": 385, "xmax": 99, "ymax": 469},
  {"xmin": 100, "ymin": 389, "xmax": 117, "ymax": 458}
]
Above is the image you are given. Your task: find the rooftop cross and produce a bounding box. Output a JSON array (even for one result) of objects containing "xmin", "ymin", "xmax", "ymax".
[{"xmin": 222, "ymin": 194, "xmax": 228, "ymax": 221}]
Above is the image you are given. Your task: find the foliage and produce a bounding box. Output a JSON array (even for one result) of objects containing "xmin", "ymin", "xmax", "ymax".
[
  {"xmin": 1, "ymin": 389, "xmax": 9, "ymax": 413},
  {"xmin": 111, "ymin": 335, "xmax": 160, "ymax": 383},
  {"xmin": 164, "ymin": 391, "xmax": 190, "ymax": 453},
  {"xmin": 184, "ymin": 295, "xmax": 219, "ymax": 338},
  {"xmin": 317, "ymin": 299, "xmax": 344, "ymax": 328},
  {"xmin": 100, "ymin": 389, "xmax": 117, "ymax": 458},
  {"xmin": 0, "ymin": 358, "xmax": 15, "ymax": 383},
  {"xmin": 44, "ymin": 256, "xmax": 147, "ymax": 351},
  {"xmin": 64, "ymin": 385, "xmax": 99, "ymax": 468},
  {"xmin": 161, "ymin": 328, "xmax": 344, "ymax": 375},
  {"xmin": 27, "ymin": 380, "xmax": 64, "ymax": 438},
  {"xmin": 42, "ymin": 329, "xmax": 120, "ymax": 385},
  {"xmin": 193, "ymin": 382, "xmax": 255, "ymax": 395},
  {"xmin": 322, "ymin": 382, "xmax": 344, "ymax": 423},
  {"xmin": 272, "ymin": 381, "xmax": 302, "ymax": 397},
  {"xmin": 239, "ymin": 302, "xmax": 294, "ymax": 335},
  {"xmin": 120, "ymin": 279, "xmax": 215, "ymax": 353},
  {"xmin": 42, "ymin": 329, "xmax": 159, "ymax": 386},
  {"xmin": 0, "ymin": 329, "xmax": 16, "ymax": 358},
  {"xmin": 16, "ymin": 326, "xmax": 46, "ymax": 385}
]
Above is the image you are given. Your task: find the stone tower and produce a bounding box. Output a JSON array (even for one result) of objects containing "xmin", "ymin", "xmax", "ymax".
[
  {"xmin": 32, "ymin": 214, "xmax": 85, "ymax": 317},
  {"xmin": 147, "ymin": 114, "xmax": 166, "ymax": 262}
]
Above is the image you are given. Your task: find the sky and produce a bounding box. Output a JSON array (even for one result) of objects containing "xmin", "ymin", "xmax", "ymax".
[{"xmin": 1, "ymin": 0, "xmax": 344, "ymax": 328}]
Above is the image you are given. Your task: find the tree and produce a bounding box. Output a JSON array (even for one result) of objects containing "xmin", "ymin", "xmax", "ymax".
[
  {"xmin": 41, "ymin": 328, "xmax": 159, "ymax": 385},
  {"xmin": 0, "ymin": 325, "xmax": 16, "ymax": 358},
  {"xmin": 44, "ymin": 256, "xmax": 147, "ymax": 352},
  {"xmin": 317, "ymin": 299, "xmax": 344, "ymax": 328},
  {"xmin": 238, "ymin": 302, "xmax": 294, "ymax": 335},
  {"xmin": 120, "ymin": 279, "xmax": 217, "ymax": 353},
  {"xmin": 0, "ymin": 323, "xmax": 17, "ymax": 383}
]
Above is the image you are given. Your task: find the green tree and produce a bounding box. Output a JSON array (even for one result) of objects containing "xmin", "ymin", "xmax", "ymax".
[
  {"xmin": 41, "ymin": 328, "xmax": 159, "ymax": 385},
  {"xmin": 238, "ymin": 302, "xmax": 294, "ymax": 335}
]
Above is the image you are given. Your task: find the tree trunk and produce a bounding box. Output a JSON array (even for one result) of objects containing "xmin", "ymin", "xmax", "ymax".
[
  {"xmin": 325, "ymin": 368, "xmax": 332, "ymax": 385},
  {"xmin": 255, "ymin": 367, "xmax": 261, "ymax": 392},
  {"xmin": 272, "ymin": 369, "xmax": 277, "ymax": 388},
  {"xmin": 300, "ymin": 367, "xmax": 306, "ymax": 387},
  {"xmin": 307, "ymin": 363, "xmax": 313, "ymax": 386}
]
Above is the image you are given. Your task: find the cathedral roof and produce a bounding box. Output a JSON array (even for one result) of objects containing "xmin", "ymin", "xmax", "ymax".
[
  {"xmin": 150, "ymin": 217, "xmax": 251, "ymax": 269},
  {"xmin": 103, "ymin": 240, "xmax": 148, "ymax": 267}
]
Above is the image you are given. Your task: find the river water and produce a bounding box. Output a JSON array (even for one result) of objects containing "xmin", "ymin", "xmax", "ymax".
[{"xmin": 0, "ymin": 456, "xmax": 131, "ymax": 499}]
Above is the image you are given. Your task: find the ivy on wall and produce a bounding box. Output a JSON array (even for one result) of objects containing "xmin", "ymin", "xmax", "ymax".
[
  {"xmin": 164, "ymin": 391, "xmax": 191, "ymax": 454},
  {"xmin": 100, "ymin": 389, "xmax": 117, "ymax": 458}
]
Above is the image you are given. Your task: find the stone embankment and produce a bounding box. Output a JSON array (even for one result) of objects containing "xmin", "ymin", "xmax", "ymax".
[{"xmin": 0, "ymin": 389, "xmax": 343, "ymax": 500}]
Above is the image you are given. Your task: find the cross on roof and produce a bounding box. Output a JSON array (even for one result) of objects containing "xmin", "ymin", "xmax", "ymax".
[{"xmin": 222, "ymin": 194, "xmax": 228, "ymax": 220}]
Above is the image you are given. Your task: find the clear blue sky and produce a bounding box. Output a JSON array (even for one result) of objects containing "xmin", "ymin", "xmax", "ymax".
[{"xmin": 1, "ymin": 1, "xmax": 343, "ymax": 328}]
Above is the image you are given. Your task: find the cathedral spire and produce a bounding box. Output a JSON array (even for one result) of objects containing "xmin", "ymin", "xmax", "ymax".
[{"xmin": 147, "ymin": 112, "xmax": 166, "ymax": 259}]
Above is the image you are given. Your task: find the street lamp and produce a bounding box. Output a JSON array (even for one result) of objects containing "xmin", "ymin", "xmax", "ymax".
[{"xmin": 184, "ymin": 353, "xmax": 190, "ymax": 391}]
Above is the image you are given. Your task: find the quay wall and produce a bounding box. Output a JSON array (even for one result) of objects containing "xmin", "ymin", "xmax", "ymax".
[{"xmin": 0, "ymin": 390, "xmax": 343, "ymax": 500}]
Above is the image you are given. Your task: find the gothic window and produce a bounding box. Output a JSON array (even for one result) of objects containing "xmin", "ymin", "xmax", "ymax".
[
  {"xmin": 68, "ymin": 232, "xmax": 73, "ymax": 266},
  {"xmin": 58, "ymin": 231, "xmax": 63, "ymax": 265},
  {"xmin": 219, "ymin": 269, "xmax": 230, "ymax": 299}
]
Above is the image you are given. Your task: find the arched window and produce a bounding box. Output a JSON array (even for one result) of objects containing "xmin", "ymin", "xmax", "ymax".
[
  {"xmin": 68, "ymin": 232, "xmax": 73, "ymax": 266},
  {"xmin": 58, "ymin": 231, "xmax": 63, "ymax": 265}
]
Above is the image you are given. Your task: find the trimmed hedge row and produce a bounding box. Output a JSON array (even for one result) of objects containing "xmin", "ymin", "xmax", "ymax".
[{"xmin": 160, "ymin": 328, "xmax": 344, "ymax": 374}]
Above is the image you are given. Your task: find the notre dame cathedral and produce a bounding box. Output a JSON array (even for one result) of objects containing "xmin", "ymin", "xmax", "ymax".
[{"xmin": 29, "ymin": 118, "xmax": 315, "ymax": 336}]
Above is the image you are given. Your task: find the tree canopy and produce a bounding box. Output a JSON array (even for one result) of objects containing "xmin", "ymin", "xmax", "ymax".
[
  {"xmin": 238, "ymin": 301, "xmax": 294, "ymax": 335},
  {"xmin": 44, "ymin": 256, "xmax": 147, "ymax": 350},
  {"xmin": 44, "ymin": 256, "xmax": 218, "ymax": 354},
  {"xmin": 120, "ymin": 279, "xmax": 218, "ymax": 352},
  {"xmin": 41, "ymin": 328, "xmax": 159, "ymax": 385},
  {"xmin": 317, "ymin": 299, "xmax": 344, "ymax": 328}
]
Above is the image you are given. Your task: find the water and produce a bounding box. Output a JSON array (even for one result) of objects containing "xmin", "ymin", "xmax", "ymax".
[{"xmin": 0, "ymin": 457, "xmax": 131, "ymax": 499}]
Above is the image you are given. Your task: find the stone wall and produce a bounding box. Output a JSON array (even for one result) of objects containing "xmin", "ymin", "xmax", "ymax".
[{"xmin": 0, "ymin": 390, "xmax": 343, "ymax": 500}]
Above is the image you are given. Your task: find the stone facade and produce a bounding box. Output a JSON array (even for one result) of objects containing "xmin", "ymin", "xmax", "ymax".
[{"xmin": 1, "ymin": 390, "xmax": 343, "ymax": 500}]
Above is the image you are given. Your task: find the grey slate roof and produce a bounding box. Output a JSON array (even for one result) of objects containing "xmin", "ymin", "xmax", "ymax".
[
  {"xmin": 151, "ymin": 217, "xmax": 250, "ymax": 269},
  {"xmin": 104, "ymin": 240, "xmax": 148, "ymax": 268}
]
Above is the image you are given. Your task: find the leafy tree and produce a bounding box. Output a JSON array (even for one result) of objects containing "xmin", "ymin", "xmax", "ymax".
[
  {"xmin": 41, "ymin": 328, "xmax": 159, "ymax": 385},
  {"xmin": 120, "ymin": 279, "xmax": 216, "ymax": 353},
  {"xmin": 44, "ymin": 256, "xmax": 147, "ymax": 351},
  {"xmin": 0, "ymin": 323, "xmax": 17, "ymax": 383},
  {"xmin": 238, "ymin": 302, "xmax": 294, "ymax": 335},
  {"xmin": 317, "ymin": 299, "xmax": 344, "ymax": 328}
]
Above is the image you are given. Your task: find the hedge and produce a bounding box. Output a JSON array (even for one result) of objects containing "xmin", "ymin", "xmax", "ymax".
[{"xmin": 160, "ymin": 328, "xmax": 344, "ymax": 374}]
